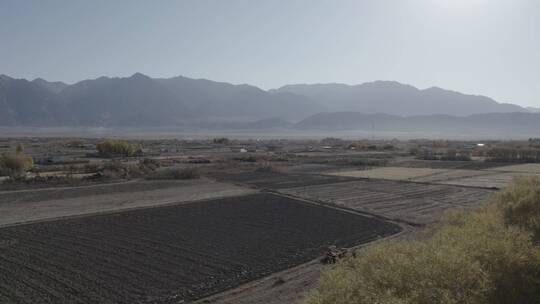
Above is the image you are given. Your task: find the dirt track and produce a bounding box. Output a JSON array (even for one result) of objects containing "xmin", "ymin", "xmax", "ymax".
[{"xmin": 0, "ymin": 193, "xmax": 401, "ymax": 303}]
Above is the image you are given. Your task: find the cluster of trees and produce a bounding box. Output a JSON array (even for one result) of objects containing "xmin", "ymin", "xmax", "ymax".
[
  {"xmin": 213, "ymin": 138, "xmax": 231, "ymax": 145},
  {"xmin": 348, "ymin": 141, "xmax": 377, "ymax": 150},
  {"xmin": 0, "ymin": 144, "xmax": 34, "ymax": 177},
  {"xmin": 96, "ymin": 140, "xmax": 142, "ymax": 157},
  {"xmin": 487, "ymin": 147, "xmax": 540, "ymax": 163},
  {"xmin": 303, "ymin": 177, "xmax": 540, "ymax": 304},
  {"xmin": 348, "ymin": 141, "xmax": 395, "ymax": 151}
]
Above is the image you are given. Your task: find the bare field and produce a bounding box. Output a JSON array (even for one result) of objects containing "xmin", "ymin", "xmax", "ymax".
[
  {"xmin": 0, "ymin": 193, "xmax": 400, "ymax": 303},
  {"xmin": 212, "ymin": 171, "xmax": 355, "ymax": 189},
  {"xmin": 0, "ymin": 179, "xmax": 255, "ymax": 226},
  {"xmin": 390, "ymin": 159, "xmax": 508, "ymax": 170},
  {"xmin": 326, "ymin": 167, "xmax": 447, "ymax": 181},
  {"xmin": 441, "ymin": 172, "xmax": 540, "ymax": 189},
  {"xmin": 488, "ymin": 163, "xmax": 540, "ymax": 173},
  {"xmin": 280, "ymin": 180, "xmax": 493, "ymax": 225},
  {"xmin": 411, "ymin": 169, "xmax": 497, "ymax": 183},
  {"xmin": 324, "ymin": 166, "xmax": 540, "ymax": 189}
]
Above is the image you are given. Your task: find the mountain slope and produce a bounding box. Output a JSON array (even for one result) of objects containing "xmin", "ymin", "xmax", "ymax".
[
  {"xmin": 32, "ymin": 78, "xmax": 68, "ymax": 94},
  {"xmin": 272, "ymin": 81, "xmax": 526, "ymax": 116},
  {"xmin": 156, "ymin": 76, "xmax": 320, "ymax": 121},
  {"xmin": 0, "ymin": 75, "xmax": 72, "ymax": 126},
  {"xmin": 59, "ymin": 73, "xmax": 185, "ymax": 126}
]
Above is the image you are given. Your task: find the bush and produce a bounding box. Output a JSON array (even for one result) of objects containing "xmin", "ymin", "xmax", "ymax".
[
  {"xmin": 83, "ymin": 163, "xmax": 100, "ymax": 173},
  {"xmin": 0, "ymin": 148, "xmax": 34, "ymax": 177},
  {"xmin": 303, "ymin": 178, "xmax": 540, "ymax": 304},
  {"xmin": 99, "ymin": 160, "xmax": 136, "ymax": 179},
  {"xmin": 139, "ymin": 158, "xmax": 160, "ymax": 172},
  {"xmin": 96, "ymin": 140, "xmax": 141, "ymax": 157},
  {"xmin": 498, "ymin": 176, "xmax": 540, "ymax": 242},
  {"xmin": 147, "ymin": 168, "xmax": 200, "ymax": 180},
  {"xmin": 213, "ymin": 137, "xmax": 231, "ymax": 145}
]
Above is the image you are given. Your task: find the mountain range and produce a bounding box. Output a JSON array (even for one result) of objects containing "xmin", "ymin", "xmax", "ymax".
[
  {"xmin": 0, "ymin": 73, "xmax": 538, "ymax": 137},
  {"xmin": 0, "ymin": 73, "xmax": 321, "ymax": 126},
  {"xmin": 271, "ymin": 82, "xmax": 525, "ymax": 116}
]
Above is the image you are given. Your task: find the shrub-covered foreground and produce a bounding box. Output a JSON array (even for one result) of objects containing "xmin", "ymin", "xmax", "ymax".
[{"xmin": 303, "ymin": 177, "xmax": 540, "ymax": 304}]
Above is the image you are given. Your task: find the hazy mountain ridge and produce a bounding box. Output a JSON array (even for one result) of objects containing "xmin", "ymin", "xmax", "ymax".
[
  {"xmin": 0, "ymin": 75, "xmax": 72, "ymax": 126},
  {"xmin": 155, "ymin": 76, "xmax": 320, "ymax": 121},
  {"xmin": 0, "ymin": 73, "xmax": 534, "ymax": 130},
  {"xmin": 59, "ymin": 73, "xmax": 185, "ymax": 126},
  {"xmin": 272, "ymin": 81, "xmax": 525, "ymax": 116},
  {"xmin": 32, "ymin": 78, "xmax": 69, "ymax": 94},
  {"xmin": 0, "ymin": 73, "xmax": 322, "ymax": 126}
]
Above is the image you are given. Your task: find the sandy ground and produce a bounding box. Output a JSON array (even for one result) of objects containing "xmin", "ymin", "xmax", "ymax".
[{"xmin": 0, "ymin": 178, "xmax": 256, "ymax": 227}]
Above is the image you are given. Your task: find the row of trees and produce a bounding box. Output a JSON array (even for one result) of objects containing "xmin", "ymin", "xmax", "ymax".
[
  {"xmin": 303, "ymin": 177, "xmax": 540, "ymax": 304},
  {"xmin": 413, "ymin": 148, "xmax": 472, "ymax": 161},
  {"xmin": 486, "ymin": 147, "xmax": 540, "ymax": 163}
]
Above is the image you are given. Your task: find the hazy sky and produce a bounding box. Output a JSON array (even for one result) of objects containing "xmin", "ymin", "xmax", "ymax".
[{"xmin": 1, "ymin": 0, "xmax": 539, "ymax": 107}]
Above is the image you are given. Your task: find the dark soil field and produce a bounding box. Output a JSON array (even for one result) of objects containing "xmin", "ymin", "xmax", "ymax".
[
  {"xmin": 0, "ymin": 193, "xmax": 400, "ymax": 304},
  {"xmin": 213, "ymin": 171, "xmax": 355, "ymax": 189}
]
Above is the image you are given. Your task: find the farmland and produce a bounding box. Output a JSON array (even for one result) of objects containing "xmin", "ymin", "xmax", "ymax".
[
  {"xmin": 327, "ymin": 164, "xmax": 540, "ymax": 190},
  {"xmin": 0, "ymin": 179, "xmax": 255, "ymax": 227},
  {"xmin": 280, "ymin": 179, "xmax": 493, "ymax": 225},
  {"xmin": 0, "ymin": 193, "xmax": 400, "ymax": 304},
  {"xmin": 3, "ymin": 137, "xmax": 540, "ymax": 303},
  {"xmin": 327, "ymin": 167, "xmax": 446, "ymax": 181},
  {"xmin": 212, "ymin": 171, "xmax": 355, "ymax": 189}
]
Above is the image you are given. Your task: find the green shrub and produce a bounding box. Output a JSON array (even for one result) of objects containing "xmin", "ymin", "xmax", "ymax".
[{"xmin": 303, "ymin": 178, "xmax": 540, "ymax": 304}]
